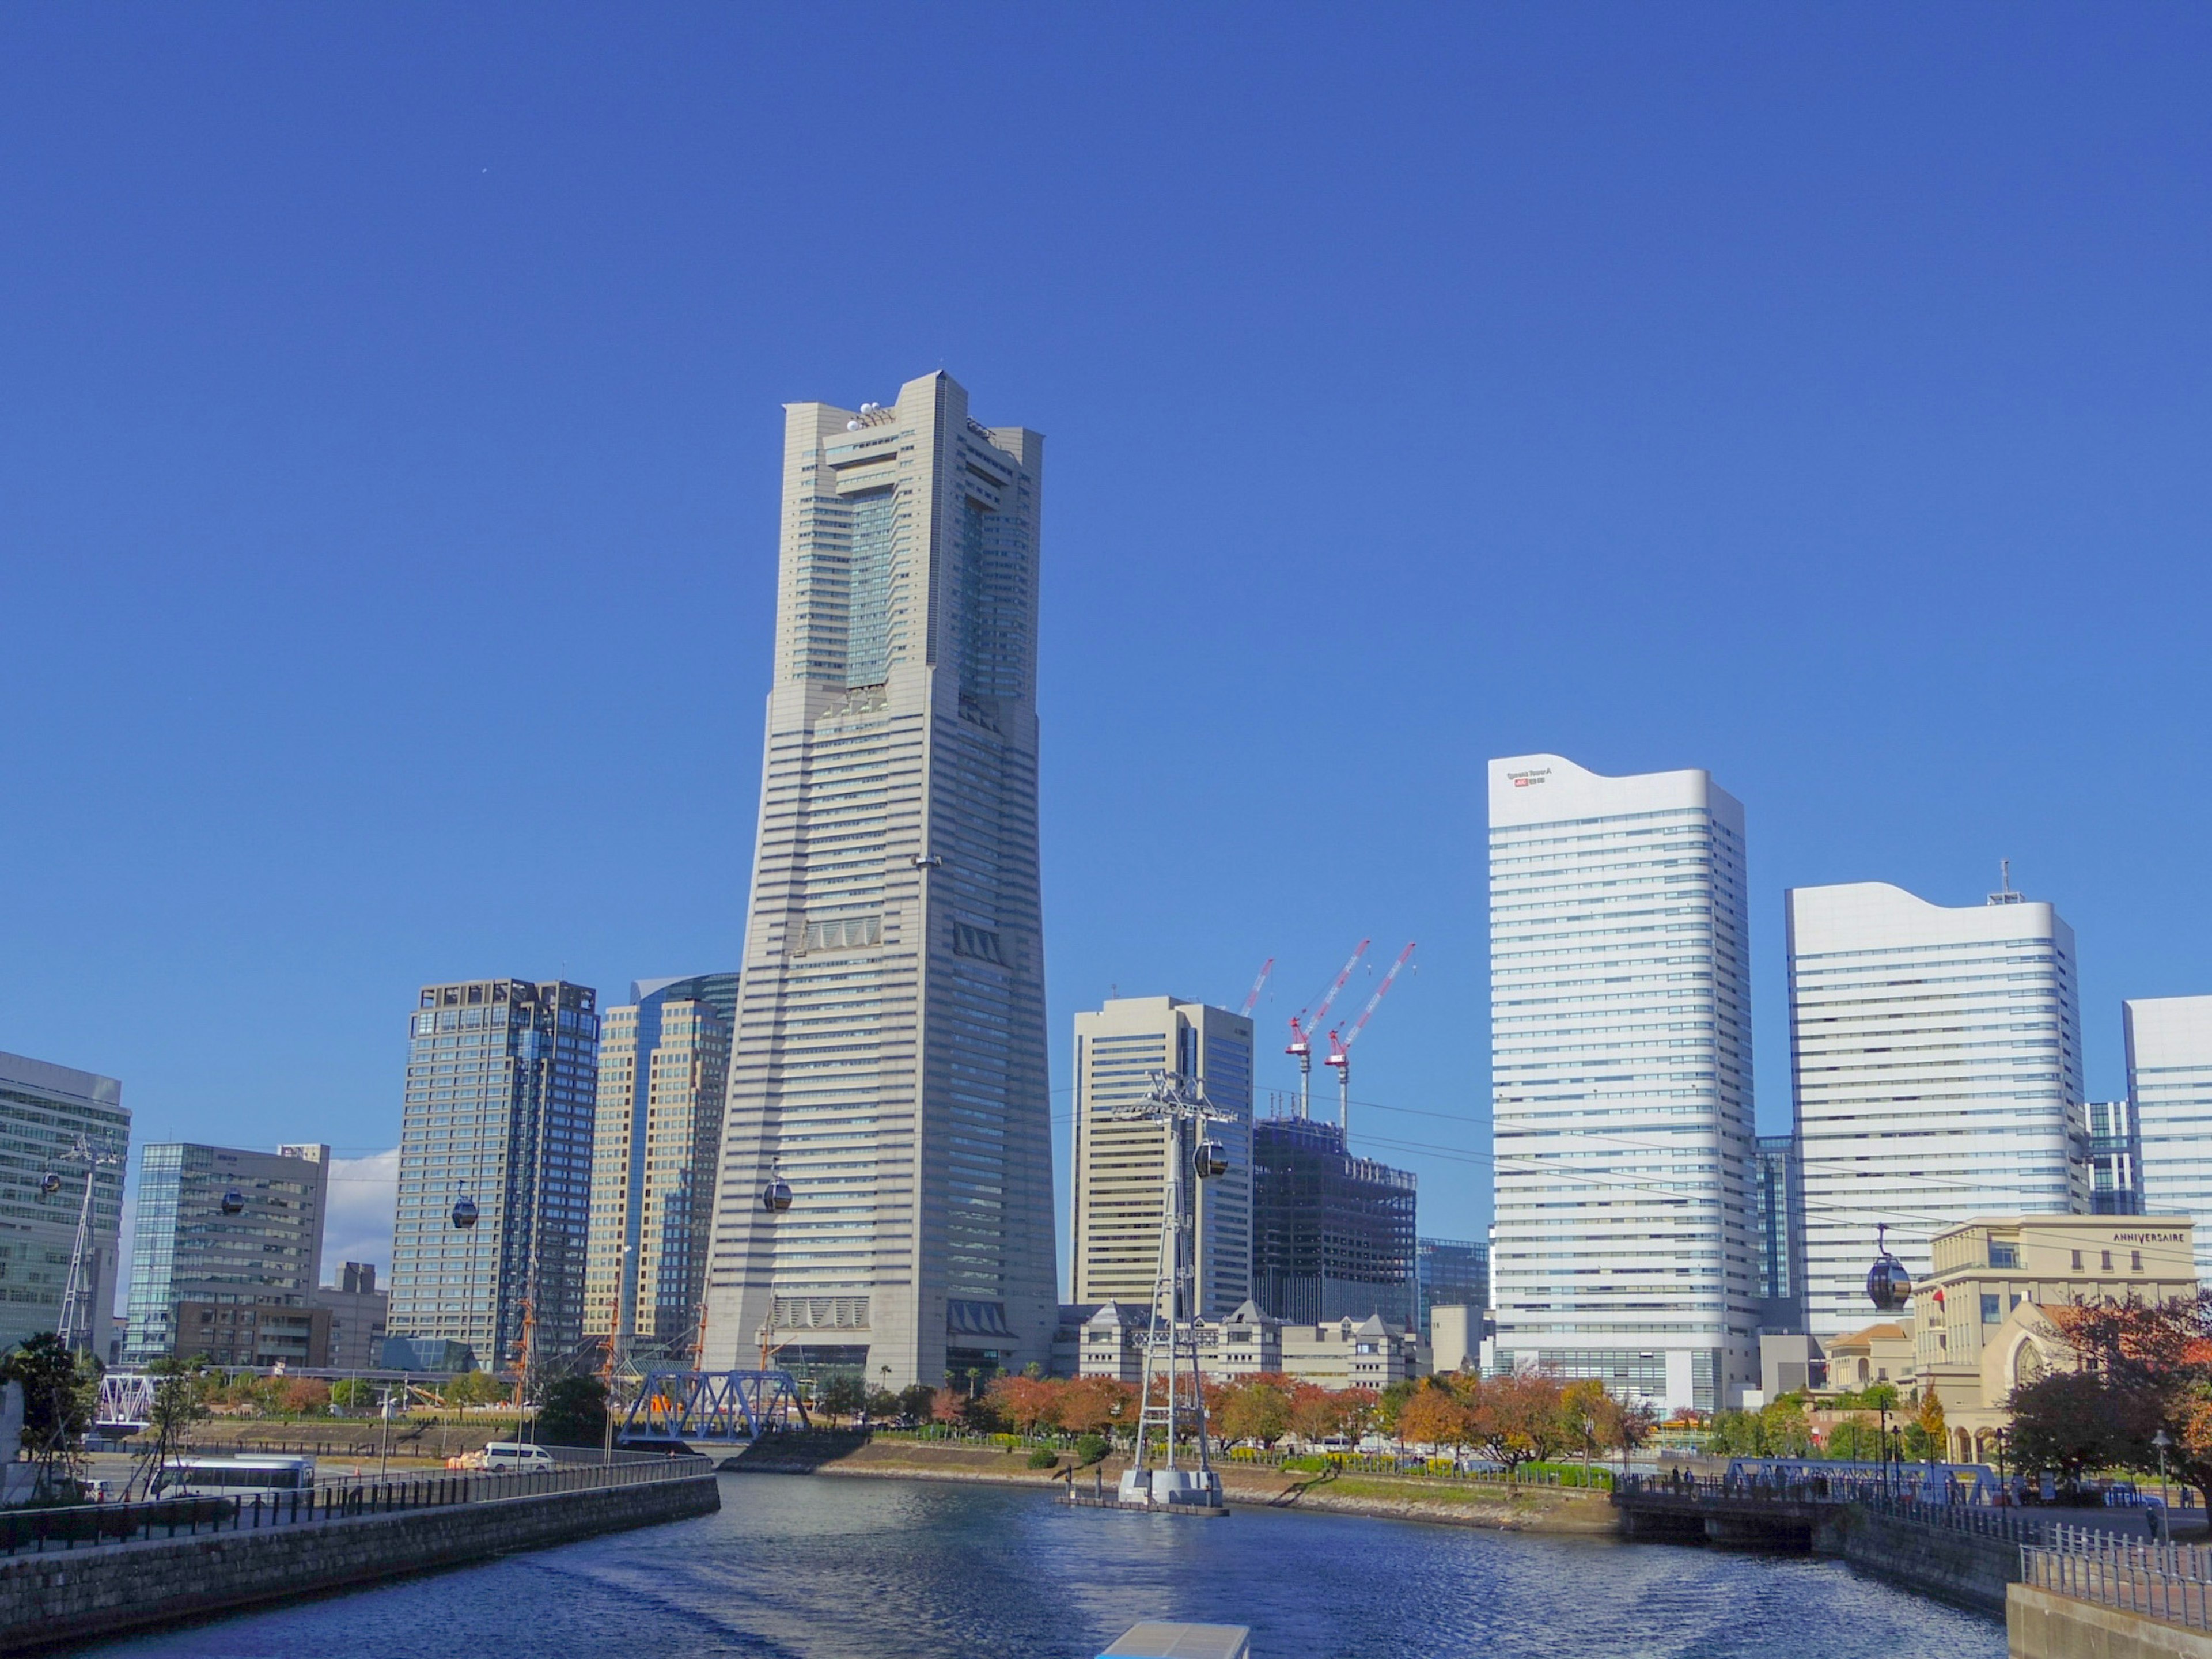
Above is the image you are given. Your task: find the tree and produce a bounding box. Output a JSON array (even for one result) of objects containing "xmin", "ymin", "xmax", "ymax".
[
  {"xmin": 1214, "ymin": 1379, "xmax": 1292, "ymax": 1447},
  {"xmin": 1288, "ymin": 1382, "xmax": 1349, "ymax": 1444},
  {"xmin": 281, "ymin": 1378, "xmax": 332, "ymax": 1416},
  {"xmin": 1824, "ymin": 1414, "xmax": 1884, "ymax": 1461},
  {"xmin": 1472, "ymin": 1372, "xmax": 1567, "ymax": 1478},
  {"xmin": 1056, "ymin": 1377, "xmax": 1135, "ymax": 1438},
  {"xmin": 818, "ymin": 1374, "xmax": 867, "ymax": 1422},
  {"xmin": 897, "ymin": 1382, "xmax": 938, "ymax": 1425},
  {"xmin": 331, "ymin": 1377, "xmax": 379, "ymax": 1409},
  {"xmin": 1, "ymin": 1335, "xmax": 96, "ymax": 1499},
  {"xmin": 2008, "ymin": 1370, "xmax": 2161, "ymax": 1490},
  {"xmin": 1395, "ymin": 1381, "xmax": 1473, "ymax": 1453},
  {"xmin": 134, "ymin": 1358, "xmax": 209, "ymax": 1499},
  {"xmin": 444, "ymin": 1370, "xmax": 507, "ymax": 1408},
  {"xmin": 986, "ymin": 1374, "xmax": 1062, "ymax": 1437},
  {"xmin": 536, "ymin": 1374, "xmax": 609, "ymax": 1447},
  {"xmin": 930, "ymin": 1386, "xmax": 968, "ymax": 1426}
]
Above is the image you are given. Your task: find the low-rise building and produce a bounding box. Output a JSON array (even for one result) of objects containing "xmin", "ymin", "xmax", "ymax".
[
  {"xmin": 1077, "ymin": 1297, "xmax": 1427, "ymax": 1391},
  {"xmin": 315, "ymin": 1263, "xmax": 389, "ymax": 1372},
  {"xmin": 1821, "ymin": 1321, "xmax": 1915, "ymax": 1392},
  {"xmin": 172, "ymin": 1300, "xmax": 328, "ymax": 1367},
  {"xmin": 1908, "ymin": 1214, "xmax": 2196, "ymax": 1461}
]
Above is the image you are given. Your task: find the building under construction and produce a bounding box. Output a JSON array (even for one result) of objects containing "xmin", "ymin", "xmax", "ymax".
[{"xmin": 1251, "ymin": 1112, "xmax": 1417, "ymax": 1328}]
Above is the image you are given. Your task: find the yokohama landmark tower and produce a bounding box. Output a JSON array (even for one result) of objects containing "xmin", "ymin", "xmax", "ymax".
[{"xmin": 700, "ymin": 372, "xmax": 1058, "ymax": 1389}]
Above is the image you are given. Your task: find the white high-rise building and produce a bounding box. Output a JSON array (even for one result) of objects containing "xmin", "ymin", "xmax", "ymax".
[
  {"xmin": 2126, "ymin": 995, "xmax": 2212, "ymax": 1279},
  {"xmin": 1788, "ymin": 881, "xmax": 2085, "ymax": 1339},
  {"xmin": 1070, "ymin": 997, "xmax": 1255, "ymax": 1320},
  {"xmin": 1488, "ymin": 754, "xmax": 1759, "ymax": 1414},
  {"xmin": 700, "ymin": 372, "xmax": 1058, "ymax": 1389}
]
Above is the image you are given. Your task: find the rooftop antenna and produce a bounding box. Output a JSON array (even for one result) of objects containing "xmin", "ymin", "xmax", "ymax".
[{"xmin": 1988, "ymin": 859, "xmax": 2025, "ymax": 906}]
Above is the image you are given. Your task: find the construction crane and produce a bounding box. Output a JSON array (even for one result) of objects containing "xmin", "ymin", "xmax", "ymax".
[
  {"xmin": 1287, "ymin": 940, "xmax": 1368, "ymax": 1118},
  {"xmin": 1324, "ymin": 941, "xmax": 1416, "ymax": 1136},
  {"xmin": 1238, "ymin": 957, "xmax": 1275, "ymax": 1018}
]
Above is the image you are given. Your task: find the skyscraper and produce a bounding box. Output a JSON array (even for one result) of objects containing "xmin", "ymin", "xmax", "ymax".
[
  {"xmin": 0, "ymin": 1051, "xmax": 128, "ymax": 1358},
  {"xmin": 1070, "ymin": 996, "xmax": 1254, "ymax": 1320},
  {"xmin": 1789, "ymin": 881, "xmax": 2085, "ymax": 1339},
  {"xmin": 2126, "ymin": 995, "xmax": 2212, "ymax": 1275},
  {"xmin": 1488, "ymin": 754, "xmax": 1758, "ymax": 1415},
  {"xmin": 1751, "ymin": 1133, "xmax": 1806, "ymax": 1332},
  {"xmin": 388, "ymin": 979, "xmax": 600, "ymax": 1372},
  {"xmin": 123, "ymin": 1142, "xmax": 328, "ymax": 1365},
  {"xmin": 700, "ymin": 372, "xmax": 1057, "ymax": 1389},
  {"xmin": 1251, "ymin": 1113, "xmax": 1418, "ymax": 1328},
  {"xmin": 2085, "ymin": 1099, "xmax": 2142, "ymax": 1216},
  {"xmin": 586, "ymin": 974, "xmax": 733, "ymax": 1359}
]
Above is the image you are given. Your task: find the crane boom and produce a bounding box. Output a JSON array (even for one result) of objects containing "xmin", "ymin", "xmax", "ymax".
[
  {"xmin": 1323, "ymin": 941, "xmax": 1416, "ymax": 1135},
  {"xmin": 1238, "ymin": 957, "xmax": 1275, "ymax": 1018},
  {"xmin": 1286, "ymin": 940, "xmax": 1369, "ymax": 1116}
]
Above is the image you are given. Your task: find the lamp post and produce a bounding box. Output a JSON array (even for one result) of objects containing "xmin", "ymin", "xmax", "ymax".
[
  {"xmin": 1582, "ymin": 1415, "xmax": 1596, "ymax": 1489},
  {"xmin": 2155, "ymin": 1429, "xmax": 2173, "ymax": 1543}
]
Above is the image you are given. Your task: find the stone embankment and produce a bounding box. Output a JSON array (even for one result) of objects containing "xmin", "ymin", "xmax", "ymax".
[
  {"xmin": 0, "ymin": 1464, "xmax": 719, "ymax": 1653},
  {"xmin": 728, "ymin": 1434, "xmax": 1619, "ymax": 1535}
]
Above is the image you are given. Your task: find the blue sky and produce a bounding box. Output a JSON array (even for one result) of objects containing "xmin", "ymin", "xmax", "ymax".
[{"xmin": 5, "ymin": 6, "xmax": 2211, "ymax": 1279}]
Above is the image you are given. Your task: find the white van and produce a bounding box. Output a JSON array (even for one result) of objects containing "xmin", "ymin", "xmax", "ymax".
[{"xmin": 479, "ymin": 1442, "xmax": 556, "ymax": 1472}]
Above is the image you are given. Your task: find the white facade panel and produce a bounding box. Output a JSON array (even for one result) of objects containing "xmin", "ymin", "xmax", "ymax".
[{"xmin": 2126, "ymin": 994, "xmax": 2212, "ymax": 1279}]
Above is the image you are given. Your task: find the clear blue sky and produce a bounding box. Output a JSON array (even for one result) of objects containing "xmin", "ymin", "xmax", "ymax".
[{"xmin": 5, "ymin": 6, "xmax": 2211, "ymax": 1271}]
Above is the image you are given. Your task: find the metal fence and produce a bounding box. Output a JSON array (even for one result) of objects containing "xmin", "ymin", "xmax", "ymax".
[
  {"xmin": 2024, "ymin": 1527, "xmax": 2212, "ymax": 1632},
  {"xmin": 0, "ymin": 1454, "xmax": 714, "ymax": 1558},
  {"xmin": 1617, "ymin": 1472, "xmax": 2065, "ymax": 1544}
]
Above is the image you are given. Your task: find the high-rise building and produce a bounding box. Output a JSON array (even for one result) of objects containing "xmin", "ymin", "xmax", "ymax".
[
  {"xmin": 1251, "ymin": 1113, "xmax": 1418, "ymax": 1328},
  {"xmin": 388, "ymin": 979, "xmax": 600, "ymax": 1372},
  {"xmin": 2085, "ymin": 1100, "xmax": 2143, "ymax": 1217},
  {"xmin": 123, "ymin": 1143, "xmax": 328, "ymax": 1366},
  {"xmin": 1752, "ymin": 1134, "xmax": 1806, "ymax": 1332},
  {"xmin": 1789, "ymin": 881, "xmax": 2085, "ymax": 1339},
  {"xmin": 586, "ymin": 974, "xmax": 734, "ymax": 1359},
  {"xmin": 2127, "ymin": 995, "xmax": 2212, "ymax": 1276},
  {"xmin": 0, "ymin": 1051, "xmax": 128, "ymax": 1358},
  {"xmin": 1415, "ymin": 1237, "xmax": 1488, "ymax": 1340},
  {"xmin": 700, "ymin": 372, "xmax": 1057, "ymax": 1389},
  {"xmin": 1070, "ymin": 996, "xmax": 1254, "ymax": 1320},
  {"xmin": 1488, "ymin": 754, "xmax": 1758, "ymax": 1415}
]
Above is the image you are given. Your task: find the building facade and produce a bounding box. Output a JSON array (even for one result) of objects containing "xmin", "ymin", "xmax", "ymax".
[
  {"xmin": 1070, "ymin": 996, "xmax": 1254, "ymax": 1321},
  {"xmin": 1487, "ymin": 754, "xmax": 1759, "ymax": 1415},
  {"xmin": 2085, "ymin": 1100, "xmax": 2142, "ymax": 1216},
  {"xmin": 1788, "ymin": 881, "xmax": 2085, "ymax": 1339},
  {"xmin": 388, "ymin": 979, "xmax": 600, "ymax": 1372},
  {"xmin": 1251, "ymin": 1114, "xmax": 1417, "ymax": 1328},
  {"xmin": 1076, "ymin": 1297, "xmax": 1429, "ymax": 1392},
  {"xmin": 123, "ymin": 1143, "xmax": 328, "ymax": 1366},
  {"xmin": 1752, "ymin": 1133, "xmax": 1807, "ymax": 1332},
  {"xmin": 585, "ymin": 975, "xmax": 734, "ymax": 1360},
  {"xmin": 700, "ymin": 372, "xmax": 1058, "ymax": 1390},
  {"xmin": 2127, "ymin": 995, "xmax": 2212, "ymax": 1277},
  {"xmin": 315, "ymin": 1263, "xmax": 390, "ymax": 1372},
  {"xmin": 1415, "ymin": 1237, "xmax": 1488, "ymax": 1342},
  {"xmin": 0, "ymin": 1052, "xmax": 128, "ymax": 1358}
]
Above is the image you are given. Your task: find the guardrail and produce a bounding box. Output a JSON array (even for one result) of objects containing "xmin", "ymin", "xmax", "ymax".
[
  {"xmin": 2025, "ymin": 1528, "xmax": 2212, "ymax": 1631},
  {"xmin": 0, "ymin": 1454, "xmax": 714, "ymax": 1558}
]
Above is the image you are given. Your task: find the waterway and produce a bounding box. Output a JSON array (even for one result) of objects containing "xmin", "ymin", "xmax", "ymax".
[{"xmin": 80, "ymin": 1474, "xmax": 2005, "ymax": 1659}]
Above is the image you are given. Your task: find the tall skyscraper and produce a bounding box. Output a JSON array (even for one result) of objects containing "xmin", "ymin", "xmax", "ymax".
[
  {"xmin": 0, "ymin": 1051, "xmax": 128, "ymax": 1358},
  {"xmin": 2126, "ymin": 995, "xmax": 2212, "ymax": 1275},
  {"xmin": 2085, "ymin": 1099, "xmax": 2143, "ymax": 1216},
  {"xmin": 586, "ymin": 974, "xmax": 734, "ymax": 1359},
  {"xmin": 700, "ymin": 372, "xmax": 1057, "ymax": 1389},
  {"xmin": 1251, "ymin": 1113, "xmax": 1418, "ymax": 1327},
  {"xmin": 1789, "ymin": 881, "xmax": 2085, "ymax": 1339},
  {"xmin": 389, "ymin": 979, "xmax": 600, "ymax": 1372},
  {"xmin": 123, "ymin": 1143, "xmax": 329, "ymax": 1366},
  {"xmin": 1070, "ymin": 996, "xmax": 1254, "ymax": 1320},
  {"xmin": 1488, "ymin": 754, "xmax": 1758, "ymax": 1415},
  {"xmin": 1751, "ymin": 1133, "xmax": 1806, "ymax": 1332}
]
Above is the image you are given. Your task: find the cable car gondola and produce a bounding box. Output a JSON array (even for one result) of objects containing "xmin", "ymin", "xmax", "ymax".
[
  {"xmin": 451, "ymin": 1195, "xmax": 479, "ymax": 1230},
  {"xmin": 219, "ymin": 1190, "xmax": 245, "ymax": 1217},
  {"xmin": 39, "ymin": 1173, "xmax": 60, "ymax": 1197},
  {"xmin": 1866, "ymin": 1222, "xmax": 1912, "ymax": 1313},
  {"xmin": 760, "ymin": 1175, "xmax": 794, "ymax": 1213},
  {"xmin": 1194, "ymin": 1139, "xmax": 1228, "ymax": 1180}
]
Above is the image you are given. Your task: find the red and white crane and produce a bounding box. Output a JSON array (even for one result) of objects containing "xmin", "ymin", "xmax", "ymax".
[
  {"xmin": 1324, "ymin": 941, "xmax": 1416, "ymax": 1135},
  {"xmin": 1287, "ymin": 940, "xmax": 1368, "ymax": 1118},
  {"xmin": 1238, "ymin": 957, "xmax": 1275, "ymax": 1018}
]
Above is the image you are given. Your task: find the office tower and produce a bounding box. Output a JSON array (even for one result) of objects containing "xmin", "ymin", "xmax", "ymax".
[
  {"xmin": 2085, "ymin": 1100, "xmax": 2143, "ymax": 1217},
  {"xmin": 1789, "ymin": 880, "xmax": 2085, "ymax": 1339},
  {"xmin": 1751, "ymin": 1134, "xmax": 1806, "ymax": 1332},
  {"xmin": 0, "ymin": 1051, "xmax": 128, "ymax": 1357},
  {"xmin": 586, "ymin": 974, "xmax": 734, "ymax": 1359},
  {"xmin": 700, "ymin": 372, "xmax": 1056, "ymax": 1390},
  {"xmin": 123, "ymin": 1143, "xmax": 328, "ymax": 1366},
  {"xmin": 1488, "ymin": 754, "xmax": 1758, "ymax": 1415},
  {"xmin": 2127, "ymin": 995, "xmax": 2212, "ymax": 1275},
  {"xmin": 315, "ymin": 1263, "xmax": 391, "ymax": 1371},
  {"xmin": 1415, "ymin": 1237, "xmax": 1488, "ymax": 1340},
  {"xmin": 388, "ymin": 979, "xmax": 600, "ymax": 1372},
  {"xmin": 1070, "ymin": 997, "xmax": 1255, "ymax": 1320},
  {"xmin": 1251, "ymin": 1113, "xmax": 1418, "ymax": 1327}
]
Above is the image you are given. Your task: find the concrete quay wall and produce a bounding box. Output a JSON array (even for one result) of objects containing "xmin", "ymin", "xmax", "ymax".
[
  {"xmin": 2009, "ymin": 1583, "xmax": 2212, "ymax": 1659},
  {"xmin": 1815, "ymin": 1505, "xmax": 2019, "ymax": 1615},
  {"xmin": 0, "ymin": 1472, "xmax": 720, "ymax": 1653}
]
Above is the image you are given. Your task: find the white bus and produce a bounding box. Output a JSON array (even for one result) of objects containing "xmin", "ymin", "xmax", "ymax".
[{"xmin": 150, "ymin": 1456, "xmax": 317, "ymax": 1498}]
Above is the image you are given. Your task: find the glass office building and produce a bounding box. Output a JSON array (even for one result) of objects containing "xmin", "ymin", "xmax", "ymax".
[
  {"xmin": 389, "ymin": 979, "xmax": 599, "ymax": 1371},
  {"xmin": 2085, "ymin": 1099, "xmax": 2142, "ymax": 1217},
  {"xmin": 1751, "ymin": 1134, "xmax": 1806, "ymax": 1331},
  {"xmin": 1415, "ymin": 1237, "xmax": 1488, "ymax": 1341},
  {"xmin": 0, "ymin": 1051, "xmax": 128, "ymax": 1358}
]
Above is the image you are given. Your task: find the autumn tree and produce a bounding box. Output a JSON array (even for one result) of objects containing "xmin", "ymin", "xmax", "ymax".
[
  {"xmin": 1395, "ymin": 1380, "xmax": 1473, "ymax": 1453},
  {"xmin": 1472, "ymin": 1372, "xmax": 1567, "ymax": 1478},
  {"xmin": 987, "ymin": 1374, "xmax": 1063, "ymax": 1437},
  {"xmin": 1214, "ymin": 1378, "xmax": 1292, "ymax": 1446}
]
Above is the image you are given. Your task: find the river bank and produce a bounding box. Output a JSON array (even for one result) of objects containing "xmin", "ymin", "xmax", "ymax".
[{"xmin": 725, "ymin": 1434, "xmax": 1619, "ymax": 1533}]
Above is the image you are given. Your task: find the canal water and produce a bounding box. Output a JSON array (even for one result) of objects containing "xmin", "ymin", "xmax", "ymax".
[{"xmin": 83, "ymin": 1474, "xmax": 2004, "ymax": 1659}]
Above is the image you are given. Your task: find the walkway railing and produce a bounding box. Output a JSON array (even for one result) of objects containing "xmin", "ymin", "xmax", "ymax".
[
  {"xmin": 1617, "ymin": 1472, "xmax": 2064, "ymax": 1544},
  {"xmin": 2024, "ymin": 1528, "xmax": 2212, "ymax": 1632},
  {"xmin": 0, "ymin": 1455, "xmax": 713, "ymax": 1559}
]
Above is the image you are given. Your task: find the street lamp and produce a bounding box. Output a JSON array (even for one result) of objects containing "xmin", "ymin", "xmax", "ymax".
[
  {"xmin": 2155, "ymin": 1429, "xmax": 2174, "ymax": 1542},
  {"xmin": 1582, "ymin": 1415, "xmax": 1596, "ymax": 1488}
]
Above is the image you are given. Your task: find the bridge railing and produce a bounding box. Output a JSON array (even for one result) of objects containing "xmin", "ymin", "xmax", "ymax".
[
  {"xmin": 0, "ymin": 1453, "xmax": 713, "ymax": 1558},
  {"xmin": 2024, "ymin": 1530, "xmax": 2212, "ymax": 1631},
  {"xmin": 1616, "ymin": 1473, "xmax": 2062, "ymax": 1544}
]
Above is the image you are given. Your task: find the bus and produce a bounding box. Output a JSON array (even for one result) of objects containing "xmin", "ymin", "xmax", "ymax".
[{"xmin": 149, "ymin": 1456, "xmax": 317, "ymax": 1498}]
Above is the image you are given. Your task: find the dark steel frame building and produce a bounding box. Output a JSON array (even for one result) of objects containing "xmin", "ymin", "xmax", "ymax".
[{"xmin": 1252, "ymin": 1115, "xmax": 1416, "ymax": 1328}]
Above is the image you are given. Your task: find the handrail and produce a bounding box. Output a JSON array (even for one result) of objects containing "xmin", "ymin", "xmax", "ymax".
[{"xmin": 2025, "ymin": 1535, "xmax": 2212, "ymax": 1632}]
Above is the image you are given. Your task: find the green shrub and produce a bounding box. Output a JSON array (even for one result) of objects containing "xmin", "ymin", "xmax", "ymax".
[
  {"xmin": 1074, "ymin": 1433, "xmax": 1108, "ymax": 1466},
  {"xmin": 1280, "ymin": 1455, "xmax": 1326, "ymax": 1474},
  {"xmin": 1027, "ymin": 1446, "xmax": 1059, "ymax": 1469}
]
